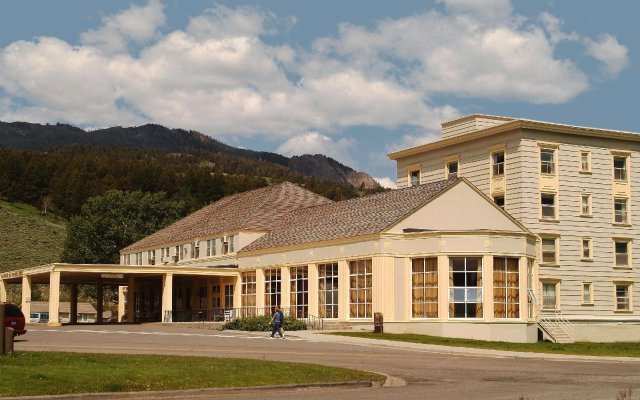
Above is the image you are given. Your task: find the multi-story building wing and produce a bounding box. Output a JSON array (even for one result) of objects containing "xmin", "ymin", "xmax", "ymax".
[{"xmin": 389, "ymin": 115, "xmax": 640, "ymax": 341}]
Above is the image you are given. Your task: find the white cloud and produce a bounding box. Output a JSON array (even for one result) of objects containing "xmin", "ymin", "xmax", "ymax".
[
  {"xmin": 276, "ymin": 132, "xmax": 355, "ymax": 166},
  {"xmin": 584, "ymin": 34, "xmax": 630, "ymax": 78},
  {"xmin": 81, "ymin": 0, "xmax": 166, "ymax": 54},
  {"xmin": 373, "ymin": 177, "xmax": 397, "ymax": 189},
  {"xmin": 0, "ymin": 0, "xmax": 629, "ymax": 154}
]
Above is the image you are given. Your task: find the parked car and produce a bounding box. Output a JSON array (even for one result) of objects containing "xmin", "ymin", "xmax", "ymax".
[{"xmin": 3, "ymin": 303, "xmax": 27, "ymax": 336}]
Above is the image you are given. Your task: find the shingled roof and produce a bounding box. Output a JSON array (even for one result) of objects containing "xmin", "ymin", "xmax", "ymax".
[
  {"xmin": 122, "ymin": 182, "xmax": 333, "ymax": 252},
  {"xmin": 240, "ymin": 178, "xmax": 461, "ymax": 253}
]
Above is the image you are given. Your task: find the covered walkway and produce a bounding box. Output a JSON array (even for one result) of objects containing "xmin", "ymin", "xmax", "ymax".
[{"xmin": 0, "ymin": 263, "xmax": 239, "ymax": 326}]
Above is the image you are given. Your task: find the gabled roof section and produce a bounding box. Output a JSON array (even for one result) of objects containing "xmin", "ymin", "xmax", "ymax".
[
  {"xmin": 122, "ymin": 182, "xmax": 333, "ymax": 252},
  {"xmin": 240, "ymin": 178, "xmax": 461, "ymax": 253}
]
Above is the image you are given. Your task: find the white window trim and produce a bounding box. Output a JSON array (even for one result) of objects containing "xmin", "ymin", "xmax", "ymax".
[
  {"xmin": 444, "ymin": 155, "xmax": 459, "ymax": 179},
  {"xmin": 540, "ymin": 192, "xmax": 559, "ymax": 222},
  {"xmin": 581, "ymin": 238, "xmax": 593, "ymax": 261},
  {"xmin": 611, "ymin": 151, "xmax": 631, "ymax": 183},
  {"xmin": 613, "ymin": 238, "xmax": 632, "ymax": 269},
  {"xmin": 540, "ymin": 235, "xmax": 560, "ymax": 266},
  {"xmin": 613, "ymin": 281, "xmax": 633, "ymax": 313},
  {"xmin": 613, "ymin": 197, "xmax": 631, "ymax": 226},
  {"xmin": 538, "ymin": 143, "xmax": 559, "ymax": 176},
  {"xmin": 540, "ymin": 279, "xmax": 560, "ymax": 311},
  {"xmin": 406, "ymin": 163, "xmax": 421, "ymax": 187},
  {"xmin": 490, "ymin": 149, "xmax": 506, "ymax": 178},
  {"xmin": 581, "ymin": 282, "xmax": 594, "ymax": 306},
  {"xmin": 579, "ymin": 150, "xmax": 592, "ymax": 174},
  {"xmin": 580, "ymin": 193, "xmax": 592, "ymax": 218}
]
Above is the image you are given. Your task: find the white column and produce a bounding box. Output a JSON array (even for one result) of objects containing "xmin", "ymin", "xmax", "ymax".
[
  {"xmin": 126, "ymin": 277, "xmax": 135, "ymax": 323},
  {"xmin": 219, "ymin": 276, "xmax": 225, "ymax": 309},
  {"xmin": 0, "ymin": 278, "xmax": 7, "ymax": 302},
  {"xmin": 48, "ymin": 270, "xmax": 61, "ymax": 327},
  {"xmin": 519, "ymin": 256, "xmax": 529, "ymax": 321},
  {"xmin": 117, "ymin": 286, "xmax": 126, "ymax": 322},
  {"xmin": 162, "ymin": 273, "xmax": 173, "ymax": 322},
  {"xmin": 437, "ymin": 255, "xmax": 449, "ymax": 321},
  {"xmin": 483, "ymin": 255, "xmax": 493, "ymax": 321},
  {"xmin": 21, "ymin": 275, "xmax": 32, "ymax": 321},
  {"xmin": 256, "ymin": 268, "xmax": 265, "ymax": 313},
  {"xmin": 281, "ymin": 267, "xmax": 291, "ymax": 312},
  {"xmin": 233, "ymin": 275, "xmax": 241, "ymax": 311},
  {"xmin": 308, "ymin": 264, "xmax": 319, "ymax": 317},
  {"xmin": 338, "ymin": 260, "xmax": 349, "ymax": 321}
]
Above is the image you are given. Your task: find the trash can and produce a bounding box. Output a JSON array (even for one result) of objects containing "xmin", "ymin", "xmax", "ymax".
[{"xmin": 374, "ymin": 312, "xmax": 383, "ymax": 334}]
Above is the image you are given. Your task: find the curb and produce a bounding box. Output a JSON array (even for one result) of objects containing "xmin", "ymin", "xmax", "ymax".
[{"xmin": 3, "ymin": 380, "xmax": 377, "ymax": 400}]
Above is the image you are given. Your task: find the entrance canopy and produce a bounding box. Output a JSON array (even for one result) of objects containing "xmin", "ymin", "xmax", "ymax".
[{"xmin": 0, "ymin": 263, "xmax": 239, "ymax": 326}]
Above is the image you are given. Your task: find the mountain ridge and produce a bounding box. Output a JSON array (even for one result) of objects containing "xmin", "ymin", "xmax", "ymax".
[{"xmin": 0, "ymin": 121, "xmax": 380, "ymax": 189}]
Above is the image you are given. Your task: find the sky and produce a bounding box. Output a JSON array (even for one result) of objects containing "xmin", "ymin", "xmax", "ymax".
[{"xmin": 0, "ymin": 1, "xmax": 637, "ymax": 188}]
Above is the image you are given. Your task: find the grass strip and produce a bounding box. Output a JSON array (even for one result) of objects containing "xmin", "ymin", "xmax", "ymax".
[
  {"xmin": 328, "ymin": 332, "xmax": 640, "ymax": 357},
  {"xmin": 0, "ymin": 352, "xmax": 383, "ymax": 397}
]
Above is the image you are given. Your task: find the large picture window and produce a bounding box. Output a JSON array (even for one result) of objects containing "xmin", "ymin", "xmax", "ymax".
[
  {"xmin": 449, "ymin": 257, "xmax": 483, "ymax": 318},
  {"xmin": 319, "ymin": 263, "xmax": 339, "ymax": 319},
  {"xmin": 264, "ymin": 269, "xmax": 281, "ymax": 312},
  {"xmin": 349, "ymin": 259, "xmax": 372, "ymax": 319},
  {"xmin": 290, "ymin": 266, "xmax": 308, "ymax": 318},
  {"xmin": 493, "ymin": 257, "xmax": 519, "ymax": 319},
  {"xmin": 412, "ymin": 258, "xmax": 438, "ymax": 318},
  {"xmin": 241, "ymin": 272, "xmax": 256, "ymax": 315}
]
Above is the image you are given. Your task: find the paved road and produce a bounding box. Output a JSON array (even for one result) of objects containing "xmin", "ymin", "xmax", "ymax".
[{"xmin": 13, "ymin": 324, "xmax": 640, "ymax": 400}]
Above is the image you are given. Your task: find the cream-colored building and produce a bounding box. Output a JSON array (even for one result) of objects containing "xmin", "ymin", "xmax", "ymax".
[
  {"xmin": 389, "ymin": 115, "xmax": 640, "ymax": 342},
  {"xmin": 1, "ymin": 179, "xmax": 541, "ymax": 343}
]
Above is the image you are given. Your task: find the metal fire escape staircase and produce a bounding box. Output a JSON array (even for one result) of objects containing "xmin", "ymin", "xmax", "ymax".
[{"xmin": 528, "ymin": 289, "xmax": 575, "ymax": 344}]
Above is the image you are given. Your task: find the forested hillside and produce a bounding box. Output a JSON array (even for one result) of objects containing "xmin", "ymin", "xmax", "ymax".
[
  {"xmin": 0, "ymin": 146, "xmax": 373, "ymax": 218},
  {"xmin": 0, "ymin": 122, "xmax": 380, "ymax": 189}
]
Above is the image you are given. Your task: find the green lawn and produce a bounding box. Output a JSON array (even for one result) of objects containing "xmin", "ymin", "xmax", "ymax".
[
  {"xmin": 0, "ymin": 352, "xmax": 383, "ymax": 397},
  {"xmin": 328, "ymin": 332, "xmax": 640, "ymax": 357}
]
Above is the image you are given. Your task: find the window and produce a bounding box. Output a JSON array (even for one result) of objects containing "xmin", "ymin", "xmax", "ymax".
[
  {"xmin": 212, "ymin": 285, "xmax": 221, "ymax": 308},
  {"xmin": 224, "ymin": 284, "xmax": 234, "ymax": 309},
  {"xmin": 290, "ymin": 266, "xmax": 308, "ymax": 318},
  {"xmin": 148, "ymin": 250, "xmax": 155, "ymax": 265},
  {"xmin": 493, "ymin": 257, "xmax": 519, "ymax": 319},
  {"xmin": 409, "ymin": 170, "xmax": 420, "ymax": 187},
  {"xmin": 241, "ymin": 272, "xmax": 256, "ymax": 314},
  {"xmin": 207, "ymin": 239, "xmax": 217, "ymax": 257},
  {"xmin": 318, "ymin": 263, "xmax": 339, "ymax": 319},
  {"xmin": 613, "ymin": 155, "xmax": 628, "ymax": 181},
  {"xmin": 615, "ymin": 284, "xmax": 631, "ymax": 311},
  {"xmin": 191, "ymin": 242, "xmax": 200, "ymax": 258},
  {"xmin": 580, "ymin": 151, "xmax": 591, "ymax": 172},
  {"xmin": 447, "ymin": 160, "xmax": 458, "ymax": 178},
  {"xmin": 349, "ymin": 259, "xmax": 372, "ymax": 319},
  {"xmin": 541, "ymin": 193, "xmax": 556, "ymax": 219},
  {"xmin": 449, "ymin": 257, "xmax": 483, "ymax": 318},
  {"xmin": 412, "ymin": 258, "xmax": 438, "ymax": 318},
  {"xmin": 615, "ymin": 241, "xmax": 630, "ymax": 267},
  {"xmin": 614, "ymin": 198, "xmax": 628, "ymax": 224},
  {"xmin": 492, "ymin": 151, "xmax": 505, "ymax": 176},
  {"xmin": 582, "ymin": 238, "xmax": 592, "ymax": 260},
  {"xmin": 540, "ymin": 148, "xmax": 555, "ymax": 174},
  {"xmin": 542, "ymin": 282, "xmax": 557, "ymax": 310},
  {"xmin": 137, "ymin": 252, "xmax": 143, "ymax": 266},
  {"xmin": 175, "ymin": 246, "xmax": 180, "ymax": 261},
  {"xmin": 264, "ymin": 269, "xmax": 281, "ymax": 312},
  {"xmin": 493, "ymin": 195, "xmax": 505, "ymax": 208},
  {"xmin": 222, "ymin": 238, "xmax": 229, "ymax": 254},
  {"xmin": 541, "ymin": 237, "xmax": 557, "ymax": 264},
  {"xmin": 581, "ymin": 194, "xmax": 591, "ymax": 216},
  {"xmin": 582, "ymin": 283, "xmax": 593, "ymax": 304},
  {"xmin": 228, "ymin": 235, "xmax": 235, "ymax": 253}
]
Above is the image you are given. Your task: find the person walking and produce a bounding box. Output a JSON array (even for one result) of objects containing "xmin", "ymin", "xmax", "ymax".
[
  {"xmin": 270, "ymin": 306, "xmax": 284, "ymax": 339},
  {"xmin": 278, "ymin": 307, "xmax": 286, "ymax": 339}
]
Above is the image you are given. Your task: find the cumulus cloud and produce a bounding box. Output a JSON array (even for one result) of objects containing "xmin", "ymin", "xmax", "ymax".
[
  {"xmin": 81, "ymin": 0, "xmax": 166, "ymax": 53},
  {"xmin": 276, "ymin": 131, "xmax": 356, "ymax": 166},
  {"xmin": 374, "ymin": 177, "xmax": 397, "ymax": 189},
  {"xmin": 0, "ymin": 0, "xmax": 629, "ymax": 159},
  {"xmin": 584, "ymin": 34, "xmax": 630, "ymax": 78}
]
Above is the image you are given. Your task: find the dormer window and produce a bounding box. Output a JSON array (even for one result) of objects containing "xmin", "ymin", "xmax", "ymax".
[
  {"xmin": 447, "ymin": 160, "xmax": 458, "ymax": 179},
  {"xmin": 409, "ymin": 170, "xmax": 420, "ymax": 187}
]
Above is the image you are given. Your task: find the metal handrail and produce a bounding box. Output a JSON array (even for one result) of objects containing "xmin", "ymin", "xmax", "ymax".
[{"xmin": 539, "ymin": 308, "xmax": 575, "ymax": 340}]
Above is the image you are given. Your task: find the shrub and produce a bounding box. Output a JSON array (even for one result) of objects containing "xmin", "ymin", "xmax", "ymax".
[{"xmin": 223, "ymin": 315, "xmax": 306, "ymax": 331}]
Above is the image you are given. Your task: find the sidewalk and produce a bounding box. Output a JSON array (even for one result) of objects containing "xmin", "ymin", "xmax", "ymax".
[{"xmin": 287, "ymin": 330, "xmax": 640, "ymax": 364}]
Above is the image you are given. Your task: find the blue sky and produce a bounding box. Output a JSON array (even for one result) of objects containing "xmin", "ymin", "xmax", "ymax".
[{"xmin": 0, "ymin": 1, "xmax": 637, "ymax": 187}]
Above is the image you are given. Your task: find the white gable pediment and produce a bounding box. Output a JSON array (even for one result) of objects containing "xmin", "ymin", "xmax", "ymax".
[{"xmin": 387, "ymin": 181, "xmax": 526, "ymax": 234}]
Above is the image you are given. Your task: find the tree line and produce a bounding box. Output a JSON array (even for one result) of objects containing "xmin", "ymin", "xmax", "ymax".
[{"xmin": 0, "ymin": 145, "xmax": 370, "ymax": 218}]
